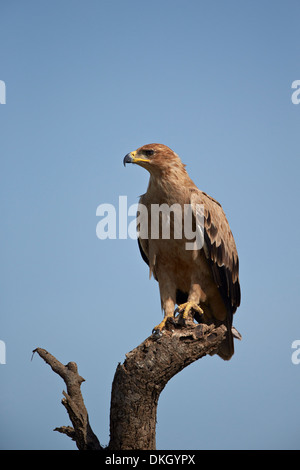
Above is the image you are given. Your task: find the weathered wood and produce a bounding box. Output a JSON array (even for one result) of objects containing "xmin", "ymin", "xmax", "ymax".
[
  {"xmin": 32, "ymin": 348, "xmax": 102, "ymax": 450},
  {"xmin": 33, "ymin": 319, "xmax": 230, "ymax": 450},
  {"xmin": 108, "ymin": 321, "xmax": 227, "ymax": 449}
]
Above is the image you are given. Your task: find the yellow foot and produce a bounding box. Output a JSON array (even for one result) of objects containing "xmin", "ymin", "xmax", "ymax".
[
  {"xmin": 152, "ymin": 315, "xmax": 175, "ymax": 334},
  {"xmin": 177, "ymin": 301, "xmax": 204, "ymax": 320}
]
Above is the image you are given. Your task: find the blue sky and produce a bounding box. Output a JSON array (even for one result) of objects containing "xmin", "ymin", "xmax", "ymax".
[{"xmin": 1, "ymin": 0, "xmax": 300, "ymax": 450}]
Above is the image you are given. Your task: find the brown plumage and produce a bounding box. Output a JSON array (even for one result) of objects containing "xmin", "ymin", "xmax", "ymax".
[{"xmin": 123, "ymin": 143, "xmax": 241, "ymax": 360}]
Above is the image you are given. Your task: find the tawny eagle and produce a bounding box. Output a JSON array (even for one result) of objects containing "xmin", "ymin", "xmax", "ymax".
[{"xmin": 123, "ymin": 143, "xmax": 241, "ymax": 359}]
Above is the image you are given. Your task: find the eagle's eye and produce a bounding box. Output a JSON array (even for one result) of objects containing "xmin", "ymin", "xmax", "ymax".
[{"xmin": 144, "ymin": 149, "xmax": 154, "ymax": 157}]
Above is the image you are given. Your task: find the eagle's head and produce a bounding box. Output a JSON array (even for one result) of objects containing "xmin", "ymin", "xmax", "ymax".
[{"xmin": 123, "ymin": 143, "xmax": 185, "ymax": 176}]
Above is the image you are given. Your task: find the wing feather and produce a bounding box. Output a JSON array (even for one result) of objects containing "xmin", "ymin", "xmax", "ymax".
[{"xmin": 191, "ymin": 190, "xmax": 241, "ymax": 317}]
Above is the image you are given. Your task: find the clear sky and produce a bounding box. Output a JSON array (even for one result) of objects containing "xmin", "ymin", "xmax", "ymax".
[{"xmin": 1, "ymin": 0, "xmax": 300, "ymax": 450}]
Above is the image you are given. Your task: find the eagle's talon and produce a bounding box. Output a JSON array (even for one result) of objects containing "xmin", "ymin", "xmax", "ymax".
[
  {"xmin": 177, "ymin": 301, "xmax": 204, "ymax": 321},
  {"xmin": 152, "ymin": 315, "xmax": 174, "ymax": 335},
  {"xmin": 152, "ymin": 328, "xmax": 163, "ymax": 338}
]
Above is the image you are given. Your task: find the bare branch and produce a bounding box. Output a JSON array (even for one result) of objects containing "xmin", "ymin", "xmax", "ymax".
[
  {"xmin": 108, "ymin": 320, "xmax": 228, "ymax": 450},
  {"xmin": 33, "ymin": 319, "xmax": 233, "ymax": 450},
  {"xmin": 32, "ymin": 348, "xmax": 102, "ymax": 450}
]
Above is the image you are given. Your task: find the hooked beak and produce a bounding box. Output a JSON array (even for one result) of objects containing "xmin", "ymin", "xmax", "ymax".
[
  {"xmin": 123, "ymin": 152, "xmax": 134, "ymax": 166},
  {"xmin": 123, "ymin": 150, "xmax": 150, "ymax": 167}
]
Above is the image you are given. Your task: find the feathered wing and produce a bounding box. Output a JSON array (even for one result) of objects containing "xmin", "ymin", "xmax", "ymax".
[
  {"xmin": 136, "ymin": 198, "xmax": 157, "ymax": 280},
  {"xmin": 190, "ymin": 189, "xmax": 241, "ymax": 357}
]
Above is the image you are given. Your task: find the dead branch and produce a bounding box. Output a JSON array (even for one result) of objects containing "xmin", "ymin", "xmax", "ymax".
[
  {"xmin": 33, "ymin": 319, "xmax": 229, "ymax": 450},
  {"xmin": 32, "ymin": 348, "xmax": 102, "ymax": 450}
]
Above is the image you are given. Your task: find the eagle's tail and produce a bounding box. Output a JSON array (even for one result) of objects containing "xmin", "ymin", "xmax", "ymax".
[{"xmin": 218, "ymin": 319, "xmax": 242, "ymax": 361}]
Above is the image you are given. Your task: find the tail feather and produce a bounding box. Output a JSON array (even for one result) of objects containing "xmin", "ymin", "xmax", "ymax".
[{"xmin": 217, "ymin": 319, "xmax": 242, "ymax": 361}]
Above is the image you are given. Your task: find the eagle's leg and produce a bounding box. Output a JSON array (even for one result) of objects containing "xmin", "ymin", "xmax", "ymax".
[
  {"xmin": 177, "ymin": 301, "xmax": 204, "ymax": 320},
  {"xmin": 176, "ymin": 284, "xmax": 205, "ymax": 322},
  {"xmin": 152, "ymin": 297, "xmax": 176, "ymax": 334}
]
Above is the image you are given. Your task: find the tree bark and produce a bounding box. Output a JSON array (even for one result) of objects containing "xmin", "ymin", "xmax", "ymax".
[{"xmin": 33, "ymin": 319, "xmax": 229, "ymax": 450}]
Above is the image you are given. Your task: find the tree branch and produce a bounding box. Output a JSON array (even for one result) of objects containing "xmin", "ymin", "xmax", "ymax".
[
  {"xmin": 108, "ymin": 320, "xmax": 227, "ymax": 449},
  {"xmin": 32, "ymin": 348, "xmax": 102, "ymax": 450},
  {"xmin": 33, "ymin": 319, "xmax": 231, "ymax": 450}
]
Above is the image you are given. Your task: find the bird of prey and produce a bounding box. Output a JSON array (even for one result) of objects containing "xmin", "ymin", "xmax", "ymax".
[{"xmin": 123, "ymin": 143, "xmax": 241, "ymax": 359}]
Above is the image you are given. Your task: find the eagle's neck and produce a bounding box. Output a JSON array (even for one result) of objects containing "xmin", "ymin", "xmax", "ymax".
[{"xmin": 146, "ymin": 167, "xmax": 194, "ymax": 205}]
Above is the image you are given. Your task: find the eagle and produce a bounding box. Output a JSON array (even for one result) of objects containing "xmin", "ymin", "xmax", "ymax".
[{"xmin": 123, "ymin": 143, "xmax": 241, "ymax": 360}]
